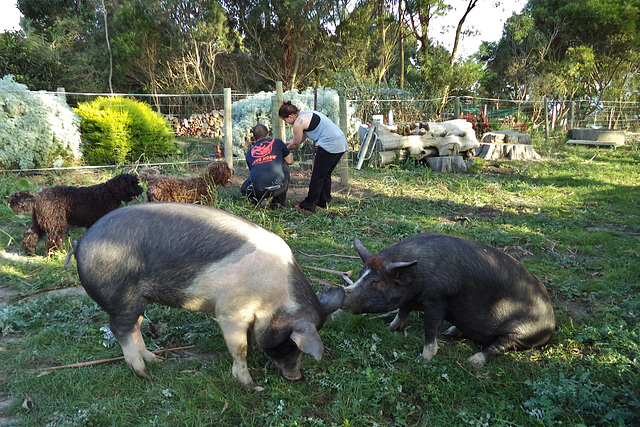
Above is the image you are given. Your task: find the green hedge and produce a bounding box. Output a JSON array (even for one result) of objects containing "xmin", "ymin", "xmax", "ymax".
[{"xmin": 74, "ymin": 97, "xmax": 178, "ymax": 165}]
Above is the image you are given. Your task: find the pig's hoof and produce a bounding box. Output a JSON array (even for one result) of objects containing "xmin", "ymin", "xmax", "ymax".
[
  {"xmin": 143, "ymin": 351, "xmax": 160, "ymax": 362},
  {"xmin": 253, "ymin": 385, "xmax": 265, "ymax": 392},
  {"xmin": 467, "ymin": 352, "xmax": 487, "ymax": 368},
  {"xmin": 421, "ymin": 339, "xmax": 438, "ymax": 364},
  {"xmin": 443, "ymin": 326, "xmax": 463, "ymax": 338}
]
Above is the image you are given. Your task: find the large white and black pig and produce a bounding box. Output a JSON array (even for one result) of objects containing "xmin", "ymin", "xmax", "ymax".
[
  {"xmin": 69, "ymin": 202, "xmax": 344, "ymax": 388},
  {"xmin": 341, "ymin": 233, "xmax": 556, "ymax": 367}
]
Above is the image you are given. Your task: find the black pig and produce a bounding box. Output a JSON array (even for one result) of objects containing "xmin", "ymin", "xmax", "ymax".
[
  {"xmin": 340, "ymin": 233, "xmax": 556, "ymax": 367},
  {"xmin": 68, "ymin": 202, "xmax": 344, "ymax": 388}
]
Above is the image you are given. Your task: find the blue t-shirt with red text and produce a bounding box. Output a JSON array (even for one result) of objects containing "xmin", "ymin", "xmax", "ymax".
[{"xmin": 245, "ymin": 138, "xmax": 290, "ymax": 191}]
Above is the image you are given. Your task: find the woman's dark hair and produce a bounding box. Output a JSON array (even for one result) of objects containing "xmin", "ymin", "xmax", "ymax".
[{"xmin": 278, "ymin": 101, "xmax": 299, "ymax": 118}]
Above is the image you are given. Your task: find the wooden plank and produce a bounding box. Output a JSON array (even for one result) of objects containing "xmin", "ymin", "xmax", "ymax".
[{"xmin": 567, "ymin": 140, "xmax": 622, "ymax": 147}]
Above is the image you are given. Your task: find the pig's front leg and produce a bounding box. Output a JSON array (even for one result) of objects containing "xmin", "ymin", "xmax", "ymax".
[
  {"xmin": 217, "ymin": 317, "xmax": 255, "ymax": 388},
  {"xmin": 421, "ymin": 303, "xmax": 446, "ymax": 364},
  {"xmin": 388, "ymin": 306, "xmax": 411, "ymax": 331}
]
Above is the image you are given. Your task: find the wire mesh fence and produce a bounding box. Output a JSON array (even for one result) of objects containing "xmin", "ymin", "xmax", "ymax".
[
  {"xmin": 3, "ymin": 86, "xmax": 638, "ymax": 175},
  {"xmin": 348, "ymin": 95, "xmax": 640, "ymax": 136}
]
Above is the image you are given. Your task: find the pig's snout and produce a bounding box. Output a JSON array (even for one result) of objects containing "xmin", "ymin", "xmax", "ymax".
[
  {"xmin": 283, "ymin": 369, "xmax": 303, "ymax": 381},
  {"xmin": 339, "ymin": 289, "xmax": 360, "ymax": 314}
]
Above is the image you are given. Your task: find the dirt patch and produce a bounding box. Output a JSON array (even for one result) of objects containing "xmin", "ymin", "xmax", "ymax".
[
  {"xmin": 0, "ymin": 287, "xmax": 20, "ymax": 303},
  {"xmin": 230, "ymin": 165, "xmax": 367, "ymax": 203},
  {"xmin": 484, "ymin": 164, "xmax": 517, "ymax": 175},
  {"xmin": 555, "ymin": 295, "xmax": 594, "ymax": 321}
]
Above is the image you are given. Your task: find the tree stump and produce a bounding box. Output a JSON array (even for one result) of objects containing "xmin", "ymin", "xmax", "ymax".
[
  {"xmin": 427, "ymin": 156, "xmax": 472, "ymax": 173},
  {"xmin": 476, "ymin": 143, "xmax": 541, "ymax": 160}
]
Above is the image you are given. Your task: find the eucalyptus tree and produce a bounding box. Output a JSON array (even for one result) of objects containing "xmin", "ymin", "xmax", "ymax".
[
  {"xmin": 481, "ymin": 0, "xmax": 640, "ymax": 103},
  {"xmin": 220, "ymin": 0, "xmax": 337, "ymax": 90},
  {"xmin": 110, "ymin": 0, "xmax": 241, "ymax": 94},
  {"xmin": 331, "ymin": 0, "xmax": 405, "ymax": 87},
  {"xmin": 14, "ymin": 0, "xmax": 112, "ymax": 92}
]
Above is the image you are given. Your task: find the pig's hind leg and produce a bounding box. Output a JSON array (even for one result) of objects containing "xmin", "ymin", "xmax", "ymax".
[
  {"xmin": 467, "ymin": 334, "xmax": 518, "ymax": 368},
  {"xmin": 110, "ymin": 314, "xmax": 156, "ymax": 379}
]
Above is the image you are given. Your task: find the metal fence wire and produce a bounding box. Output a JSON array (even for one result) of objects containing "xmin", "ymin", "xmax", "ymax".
[{"xmin": 348, "ymin": 96, "xmax": 640, "ymax": 135}]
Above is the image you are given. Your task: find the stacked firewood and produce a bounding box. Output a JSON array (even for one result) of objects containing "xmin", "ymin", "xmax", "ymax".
[{"xmin": 165, "ymin": 111, "xmax": 225, "ymax": 138}]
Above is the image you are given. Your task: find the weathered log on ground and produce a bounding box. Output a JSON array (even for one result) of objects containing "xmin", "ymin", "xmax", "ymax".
[
  {"xmin": 427, "ymin": 155, "xmax": 472, "ymax": 173},
  {"xmin": 376, "ymin": 149, "xmax": 410, "ymax": 167},
  {"xmin": 568, "ymin": 128, "xmax": 625, "ymax": 146},
  {"xmin": 481, "ymin": 130, "xmax": 531, "ymax": 145},
  {"xmin": 371, "ymin": 120, "xmax": 480, "ymax": 155},
  {"xmin": 476, "ymin": 143, "xmax": 541, "ymax": 160}
]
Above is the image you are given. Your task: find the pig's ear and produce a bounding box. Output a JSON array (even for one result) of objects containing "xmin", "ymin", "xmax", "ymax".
[
  {"xmin": 319, "ymin": 286, "xmax": 345, "ymax": 315},
  {"xmin": 386, "ymin": 260, "xmax": 418, "ymax": 279},
  {"xmin": 291, "ymin": 322, "xmax": 324, "ymax": 361},
  {"xmin": 354, "ymin": 237, "xmax": 373, "ymax": 261}
]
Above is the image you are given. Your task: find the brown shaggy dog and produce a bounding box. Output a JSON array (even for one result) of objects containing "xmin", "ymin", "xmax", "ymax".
[
  {"xmin": 8, "ymin": 174, "xmax": 143, "ymax": 255},
  {"xmin": 139, "ymin": 162, "xmax": 233, "ymax": 204}
]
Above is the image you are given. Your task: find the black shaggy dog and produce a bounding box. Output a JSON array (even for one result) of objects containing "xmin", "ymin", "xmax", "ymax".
[{"xmin": 8, "ymin": 174, "xmax": 143, "ymax": 255}]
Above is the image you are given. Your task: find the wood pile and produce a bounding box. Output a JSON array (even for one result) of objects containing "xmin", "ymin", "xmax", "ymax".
[
  {"xmin": 165, "ymin": 111, "xmax": 225, "ymax": 138},
  {"xmin": 476, "ymin": 130, "xmax": 541, "ymax": 160},
  {"xmin": 359, "ymin": 119, "xmax": 480, "ymax": 172}
]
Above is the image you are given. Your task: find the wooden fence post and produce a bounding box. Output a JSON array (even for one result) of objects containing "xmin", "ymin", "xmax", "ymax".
[
  {"xmin": 543, "ymin": 96, "xmax": 549, "ymax": 144},
  {"xmin": 339, "ymin": 95, "xmax": 349, "ymax": 186},
  {"xmin": 569, "ymin": 101, "xmax": 576, "ymax": 129},
  {"xmin": 272, "ymin": 81, "xmax": 284, "ymax": 141},
  {"xmin": 223, "ymin": 88, "xmax": 233, "ymax": 169}
]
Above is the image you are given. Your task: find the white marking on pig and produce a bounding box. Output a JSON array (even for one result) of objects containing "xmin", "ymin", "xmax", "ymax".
[
  {"xmin": 422, "ymin": 338, "xmax": 438, "ymax": 363},
  {"xmin": 467, "ymin": 352, "xmax": 487, "ymax": 367},
  {"xmin": 344, "ymin": 267, "xmax": 372, "ymax": 291}
]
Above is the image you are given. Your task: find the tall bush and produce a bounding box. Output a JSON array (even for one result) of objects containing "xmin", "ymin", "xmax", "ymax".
[
  {"xmin": 0, "ymin": 75, "xmax": 82, "ymax": 170},
  {"xmin": 74, "ymin": 97, "xmax": 178, "ymax": 165}
]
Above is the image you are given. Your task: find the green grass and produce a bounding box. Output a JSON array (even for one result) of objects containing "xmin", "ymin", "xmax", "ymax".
[{"xmin": 1, "ymin": 135, "xmax": 639, "ymax": 426}]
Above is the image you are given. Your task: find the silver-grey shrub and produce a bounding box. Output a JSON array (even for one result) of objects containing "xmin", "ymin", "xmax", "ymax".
[{"xmin": 0, "ymin": 75, "xmax": 82, "ymax": 170}]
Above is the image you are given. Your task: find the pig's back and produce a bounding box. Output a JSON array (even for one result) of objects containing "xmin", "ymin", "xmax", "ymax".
[{"xmin": 75, "ymin": 203, "xmax": 294, "ymax": 311}]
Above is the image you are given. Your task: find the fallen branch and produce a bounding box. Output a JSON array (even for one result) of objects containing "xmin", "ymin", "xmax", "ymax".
[
  {"xmin": 310, "ymin": 277, "xmax": 343, "ymax": 288},
  {"xmin": 19, "ymin": 285, "xmax": 80, "ymax": 299},
  {"xmin": 298, "ymin": 250, "xmax": 359, "ymax": 259},
  {"xmin": 40, "ymin": 345, "xmax": 196, "ymax": 372},
  {"xmin": 303, "ymin": 265, "xmax": 354, "ymax": 285}
]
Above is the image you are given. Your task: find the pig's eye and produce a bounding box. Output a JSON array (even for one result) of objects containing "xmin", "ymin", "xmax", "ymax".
[{"xmin": 373, "ymin": 279, "xmax": 386, "ymax": 292}]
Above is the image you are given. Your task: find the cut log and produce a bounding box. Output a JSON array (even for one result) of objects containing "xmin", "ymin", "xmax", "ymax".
[
  {"xmin": 481, "ymin": 130, "xmax": 531, "ymax": 145},
  {"xmin": 476, "ymin": 143, "xmax": 541, "ymax": 160},
  {"xmin": 376, "ymin": 149, "xmax": 409, "ymax": 167},
  {"xmin": 427, "ymin": 156, "xmax": 472, "ymax": 173}
]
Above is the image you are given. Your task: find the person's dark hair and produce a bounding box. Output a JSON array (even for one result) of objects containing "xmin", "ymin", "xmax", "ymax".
[
  {"xmin": 278, "ymin": 101, "xmax": 299, "ymax": 119},
  {"xmin": 252, "ymin": 124, "xmax": 269, "ymax": 140}
]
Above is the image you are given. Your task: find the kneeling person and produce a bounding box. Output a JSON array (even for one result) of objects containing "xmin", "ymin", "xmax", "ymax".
[{"xmin": 241, "ymin": 124, "xmax": 293, "ymax": 209}]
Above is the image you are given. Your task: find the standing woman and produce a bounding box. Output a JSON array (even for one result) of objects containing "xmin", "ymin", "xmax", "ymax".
[{"xmin": 279, "ymin": 101, "xmax": 348, "ymax": 213}]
